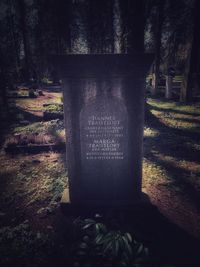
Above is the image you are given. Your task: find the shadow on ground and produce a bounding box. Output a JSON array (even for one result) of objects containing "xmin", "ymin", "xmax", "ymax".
[
  {"xmin": 144, "ymin": 102, "xmax": 200, "ymax": 233},
  {"xmin": 52, "ymin": 196, "xmax": 200, "ymax": 266}
]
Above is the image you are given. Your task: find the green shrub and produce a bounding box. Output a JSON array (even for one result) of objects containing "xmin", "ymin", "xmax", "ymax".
[{"xmin": 71, "ymin": 218, "xmax": 149, "ymax": 267}]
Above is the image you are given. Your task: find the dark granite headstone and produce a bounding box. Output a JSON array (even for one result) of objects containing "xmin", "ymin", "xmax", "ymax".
[{"xmin": 54, "ymin": 54, "xmax": 153, "ymax": 207}]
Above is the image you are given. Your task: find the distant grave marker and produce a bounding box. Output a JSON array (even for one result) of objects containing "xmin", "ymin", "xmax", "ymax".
[{"xmin": 54, "ymin": 54, "xmax": 153, "ymax": 207}]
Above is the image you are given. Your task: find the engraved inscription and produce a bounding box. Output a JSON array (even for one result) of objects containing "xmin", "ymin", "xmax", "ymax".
[
  {"xmin": 84, "ymin": 115, "xmax": 124, "ymax": 160},
  {"xmin": 80, "ymin": 97, "xmax": 128, "ymax": 164}
]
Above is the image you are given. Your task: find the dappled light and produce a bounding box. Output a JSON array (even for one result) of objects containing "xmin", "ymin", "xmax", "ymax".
[{"xmin": 143, "ymin": 99, "xmax": 200, "ymax": 239}]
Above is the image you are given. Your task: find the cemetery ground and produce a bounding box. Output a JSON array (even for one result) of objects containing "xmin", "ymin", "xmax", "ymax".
[{"xmin": 0, "ymin": 88, "xmax": 200, "ymax": 266}]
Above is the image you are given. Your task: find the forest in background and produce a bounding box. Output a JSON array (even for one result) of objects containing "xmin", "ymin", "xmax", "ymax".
[{"xmin": 0, "ymin": 0, "xmax": 200, "ymax": 110}]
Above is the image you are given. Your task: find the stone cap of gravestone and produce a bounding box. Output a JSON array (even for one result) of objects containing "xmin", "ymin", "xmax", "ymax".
[{"xmin": 51, "ymin": 54, "xmax": 154, "ymax": 78}]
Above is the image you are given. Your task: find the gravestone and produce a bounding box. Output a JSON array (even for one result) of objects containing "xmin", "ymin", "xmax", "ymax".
[{"xmin": 54, "ymin": 54, "xmax": 153, "ymax": 207}]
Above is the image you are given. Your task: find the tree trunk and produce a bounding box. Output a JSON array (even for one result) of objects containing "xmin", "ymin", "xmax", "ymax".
[
  {"xmin": 180, "ymin": 59, "xmax": 193, "ymax": 102},
  {"xmin": 113, "ymin": 0, "xmax": 121, "ymax": 53},
  {"xmin": 180, "ymin": 75, "xmax": 190, "ymax": 102},
  {"xmin": 8, "ymin": 0, "xmax": 20, "ymax": 80},
  {"xmin": 151, "ymin": 71, "xmax": 159, "ymax": 96},
  {"xmin": 119, "ymin": 0, "xmax": 145, "ymax": 53},
  {"xmin": 86, "ymin": 0, "xmax": 115, "ymax": 53},
  {"xmin": 151, "ymin": 0, "xmax": 164, "ymax": 96},
  {"xmin": 180, "ymin": 0, "xmax": 200, "ymax": 102},
  {"xmin": 18, "ymin": 0, "xmax": 31, "ymax": 82},
  {"xmin": 0, "ymin": 59, "xmax": 9, "ymax": 115},
  {"xmin": 165, "ymin": 75, "xmax": 173, "ymax": 99}
]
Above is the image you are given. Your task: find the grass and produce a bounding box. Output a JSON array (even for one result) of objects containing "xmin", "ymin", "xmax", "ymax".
[
  {"xmin": 14, "ymin": 121, "xmax": 48, "ymax": 134},
  {"xmin": 0, "ymin": 152, "xmax": 68, "ymax": 266},
  {"xmin": 15, "ymin": 92, "xmax": 63, "ymax": 116},
  {"xmin": 143, "ymin": 97, "xmax": 200, "ymax": 238},
  {"xmin": 0, "ymin": 152, "xmax": 68, "ymax": 216},
  {"xmin": 147, "ymin": 98, "xmax": 200, "ymax": 133},
  {"xmin": 9, "ymin": 120, "xmax": 65, "ymax": 146},
  {"xmin": 43, "ymin": 103, "xmax": 63, "ymax": 113},
  {"xmin": 148, "ymin": 98, "xmax": 200, "ymax": 115},
  {"xmin": 13, "ymin": 120, "xmax": 64, "ymax": 135}
]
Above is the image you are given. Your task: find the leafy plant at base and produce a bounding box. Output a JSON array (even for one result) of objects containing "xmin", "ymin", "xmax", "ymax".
[{"xmin": 71, "ymin": 218, "xmax": 149, "ymax": 267}]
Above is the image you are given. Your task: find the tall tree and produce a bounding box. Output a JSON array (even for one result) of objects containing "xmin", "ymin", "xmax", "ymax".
[
  {"xmin": 7, "ymin": 0, "xmax": 20, "ymax": 79},
  {"xmin": 86, "ymin": 0, "xmax": 114, "ymax": 53},
  {"xmin": 180, "ymin": 0, "xmax": 200, "ymax": 102},
  {"xmin": 113, "ymin": 0, "xmax": 121, "ymax": 53},
  {"xmin": 162, "ymin": 0, "xmax": 193, "ymax": 101},
  {"xmin": 151, "ymin": 0, "xmax": 165, "ymax": 96},
  {"xmin": 0, "ymin": 0, "xmax": 21, "ymax": 115},
  {"xmin": 0, "ymin": 50, "xmax": 9, "ymax": 114},
  {"xmin": 33, "ymin": 0, "xmax": 72, "ymax": 81},
  {"xmin": 18, "ymin": 0, "xmax": 31, "ymax": 82},
  {"xmin": 119, "ymin": 0, "xmax": 145, "ymax": 53}
]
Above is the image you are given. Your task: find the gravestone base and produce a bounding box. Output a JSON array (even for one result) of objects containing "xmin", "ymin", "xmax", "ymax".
[{"xmin": 60, "ymin": 189, "xmax": 152, "ymax": 214}]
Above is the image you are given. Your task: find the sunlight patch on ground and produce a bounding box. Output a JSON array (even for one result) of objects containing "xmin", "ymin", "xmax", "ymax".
[
  {"xmin": 150, "ymin": 108, "xmax": 200, "ymax": 132},
  {"xmin": 142, "ymin": 158, "xmax": 169, "ymax": 188},
  {"xmin": 147, "ymin": 98, "xmax": 200, "ymax": 115},
  {"xmin": 13, "ymin": 120, "xmax": 64, "ymax": 135},
  {"xmin": 143, "ymin": 127, "xmax": 160, "ymax": 137},
  {"xmin": 16, "ymin": 92, "xmax": 63, "ymax": 116},
  {"xmin": 10, "ymin": 120, "xmax": 66, "ymax": 144},
  {"xmin": 17, "ymin": 153, "xmax": 67, "ymax": 208},
  {"xmin": 155, "ymin": 153, "xmax": 200, "ymax": 173}
]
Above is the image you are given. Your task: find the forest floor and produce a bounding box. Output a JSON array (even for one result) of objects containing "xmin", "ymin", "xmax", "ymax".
[{"xmin": 0, "ymin": 90, "xmax": 200, "ymax": 266}]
